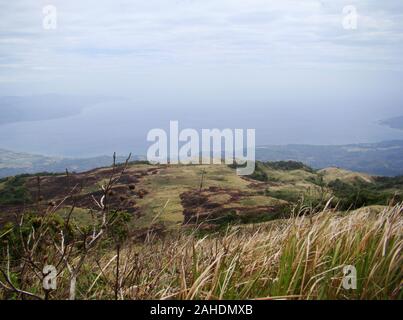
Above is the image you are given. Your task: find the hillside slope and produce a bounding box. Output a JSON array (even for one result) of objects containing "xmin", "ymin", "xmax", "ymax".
[
  {"xmin": 0, "ymin": 161, "xmax": 402, "ymax": 300},
  {"xmin": 1, "ymin": 161, "xmax": 401, "ymax": 231}
]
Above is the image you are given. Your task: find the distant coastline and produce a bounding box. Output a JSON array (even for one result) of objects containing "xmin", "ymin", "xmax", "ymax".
[
  {"xmin": 1, "ymin": 140, "xmax": 403, "ymax": 178},
  {"xmin": 379, "ymin": 116, "xmax": 403, "ymax": 130}
]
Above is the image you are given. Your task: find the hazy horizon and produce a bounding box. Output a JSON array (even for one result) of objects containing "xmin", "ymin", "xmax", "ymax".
[{"xmin": 1, "ymin": 1, "xmax": 403, "ymax": 156}]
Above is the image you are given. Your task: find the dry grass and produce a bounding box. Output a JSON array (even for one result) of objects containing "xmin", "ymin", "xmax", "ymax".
[
  {"xmin": 1, "ymin": 205, "xmax": 402, "ymax": 300},
  {"xmin": 84, "ymin": 205, "xmax": 403, "ymax": 300},
  {"xmin": 319, "ymin": 167, "xmax": 374, "ymax": 184}
]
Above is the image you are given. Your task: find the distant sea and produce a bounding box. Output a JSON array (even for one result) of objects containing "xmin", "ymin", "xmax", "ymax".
[{"xmin": 1, "ymin": 99, "xmax": 403, "ymax": 158}]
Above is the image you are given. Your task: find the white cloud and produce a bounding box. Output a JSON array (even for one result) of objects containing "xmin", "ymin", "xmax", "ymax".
[{"xmin": 0, "ymin": 0, "xmax": 403, "ymax": 96}]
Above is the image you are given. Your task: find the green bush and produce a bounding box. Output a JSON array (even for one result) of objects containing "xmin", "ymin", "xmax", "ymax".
[
  {"xmin": 247, "ymin": 163, "xmax": 268, "ymax": 182},
  {"xmin": 0, "ymin": 175, "xmax": 32, "ymax": 205},
  {"xmin": 328, "ymin": 179, "xmax": 397, "ymax": 210},
  {"xmin": 265, "ymin": 161, "xmax": 314, "ymax": 172}
]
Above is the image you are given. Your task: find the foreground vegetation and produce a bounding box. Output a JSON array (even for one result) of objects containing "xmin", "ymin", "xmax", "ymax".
[
  {"xmin": 0, "ymin": 160, "xmax": 402, "ymax": 300},
  {"xmin": 0, "ymin": 204, "xmax": 401, "ymax": 300}
]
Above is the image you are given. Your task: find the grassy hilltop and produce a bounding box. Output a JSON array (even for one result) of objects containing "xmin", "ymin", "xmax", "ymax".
[
  {"xmin": 0, "ymin": 160, "xmax": 402, "ymax": 300},
  {"xmin": 1, "ymin": 160, "xmax": 402, "ymax": 229}
]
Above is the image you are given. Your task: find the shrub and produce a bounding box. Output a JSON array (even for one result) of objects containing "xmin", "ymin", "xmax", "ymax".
[{"xmin": 0, "ymin": 176, "xmax": 32, "ymax": 205}]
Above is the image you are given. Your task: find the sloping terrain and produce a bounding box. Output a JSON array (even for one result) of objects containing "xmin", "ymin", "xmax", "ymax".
[
  {"xmin": 0, "ymin": 161, "xmax": 402, "ymax": 300},
  {"xmin": 0, "ymin": 161, "xmax": 402, "ymax": 233},
  {"xmin": 318, "ymin": 167, "xmax": 374, "ymax": 184}
]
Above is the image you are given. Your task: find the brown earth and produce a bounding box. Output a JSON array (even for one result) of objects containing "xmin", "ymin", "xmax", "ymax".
[{"xmin": 180, "ymin": 186, "xmax": 286, "ymax": 229}]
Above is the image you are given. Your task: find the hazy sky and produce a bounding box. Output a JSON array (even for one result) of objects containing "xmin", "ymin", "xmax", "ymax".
[
  {"xmin": 1, "ymin": 0, "xmax": 403, "ymax": 102},
  {"xmin": 1, "ymin": 1, "xmax": 403, "ymax": 155}
]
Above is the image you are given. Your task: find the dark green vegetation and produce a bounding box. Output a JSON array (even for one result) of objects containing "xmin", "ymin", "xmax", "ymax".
[
  {"xmin": 0, "ymin": 175, "xmax": 33, "ymax": 205},
  {"xmin": 265, "ymin": 160, "xmax": 313, "ymax": 172},
  {"xmin": 328, "ymin": 177, "xmax": 402, "ymax": 210},
  {"xmin": 246, "ymin": 161, "xmax": 312, "ymax": 182},
  {"xmin": 246, "ymin": 162, "xmax": 269, "ymax": 181},
  {"xmin": 244, "ymin": 161, "xmax": 403, "ymax": 212}
]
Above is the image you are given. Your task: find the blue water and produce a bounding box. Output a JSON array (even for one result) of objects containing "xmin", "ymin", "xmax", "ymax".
[{"xmin": 1, "ymin": 99, "xmax": 403, "ymax": 158}]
